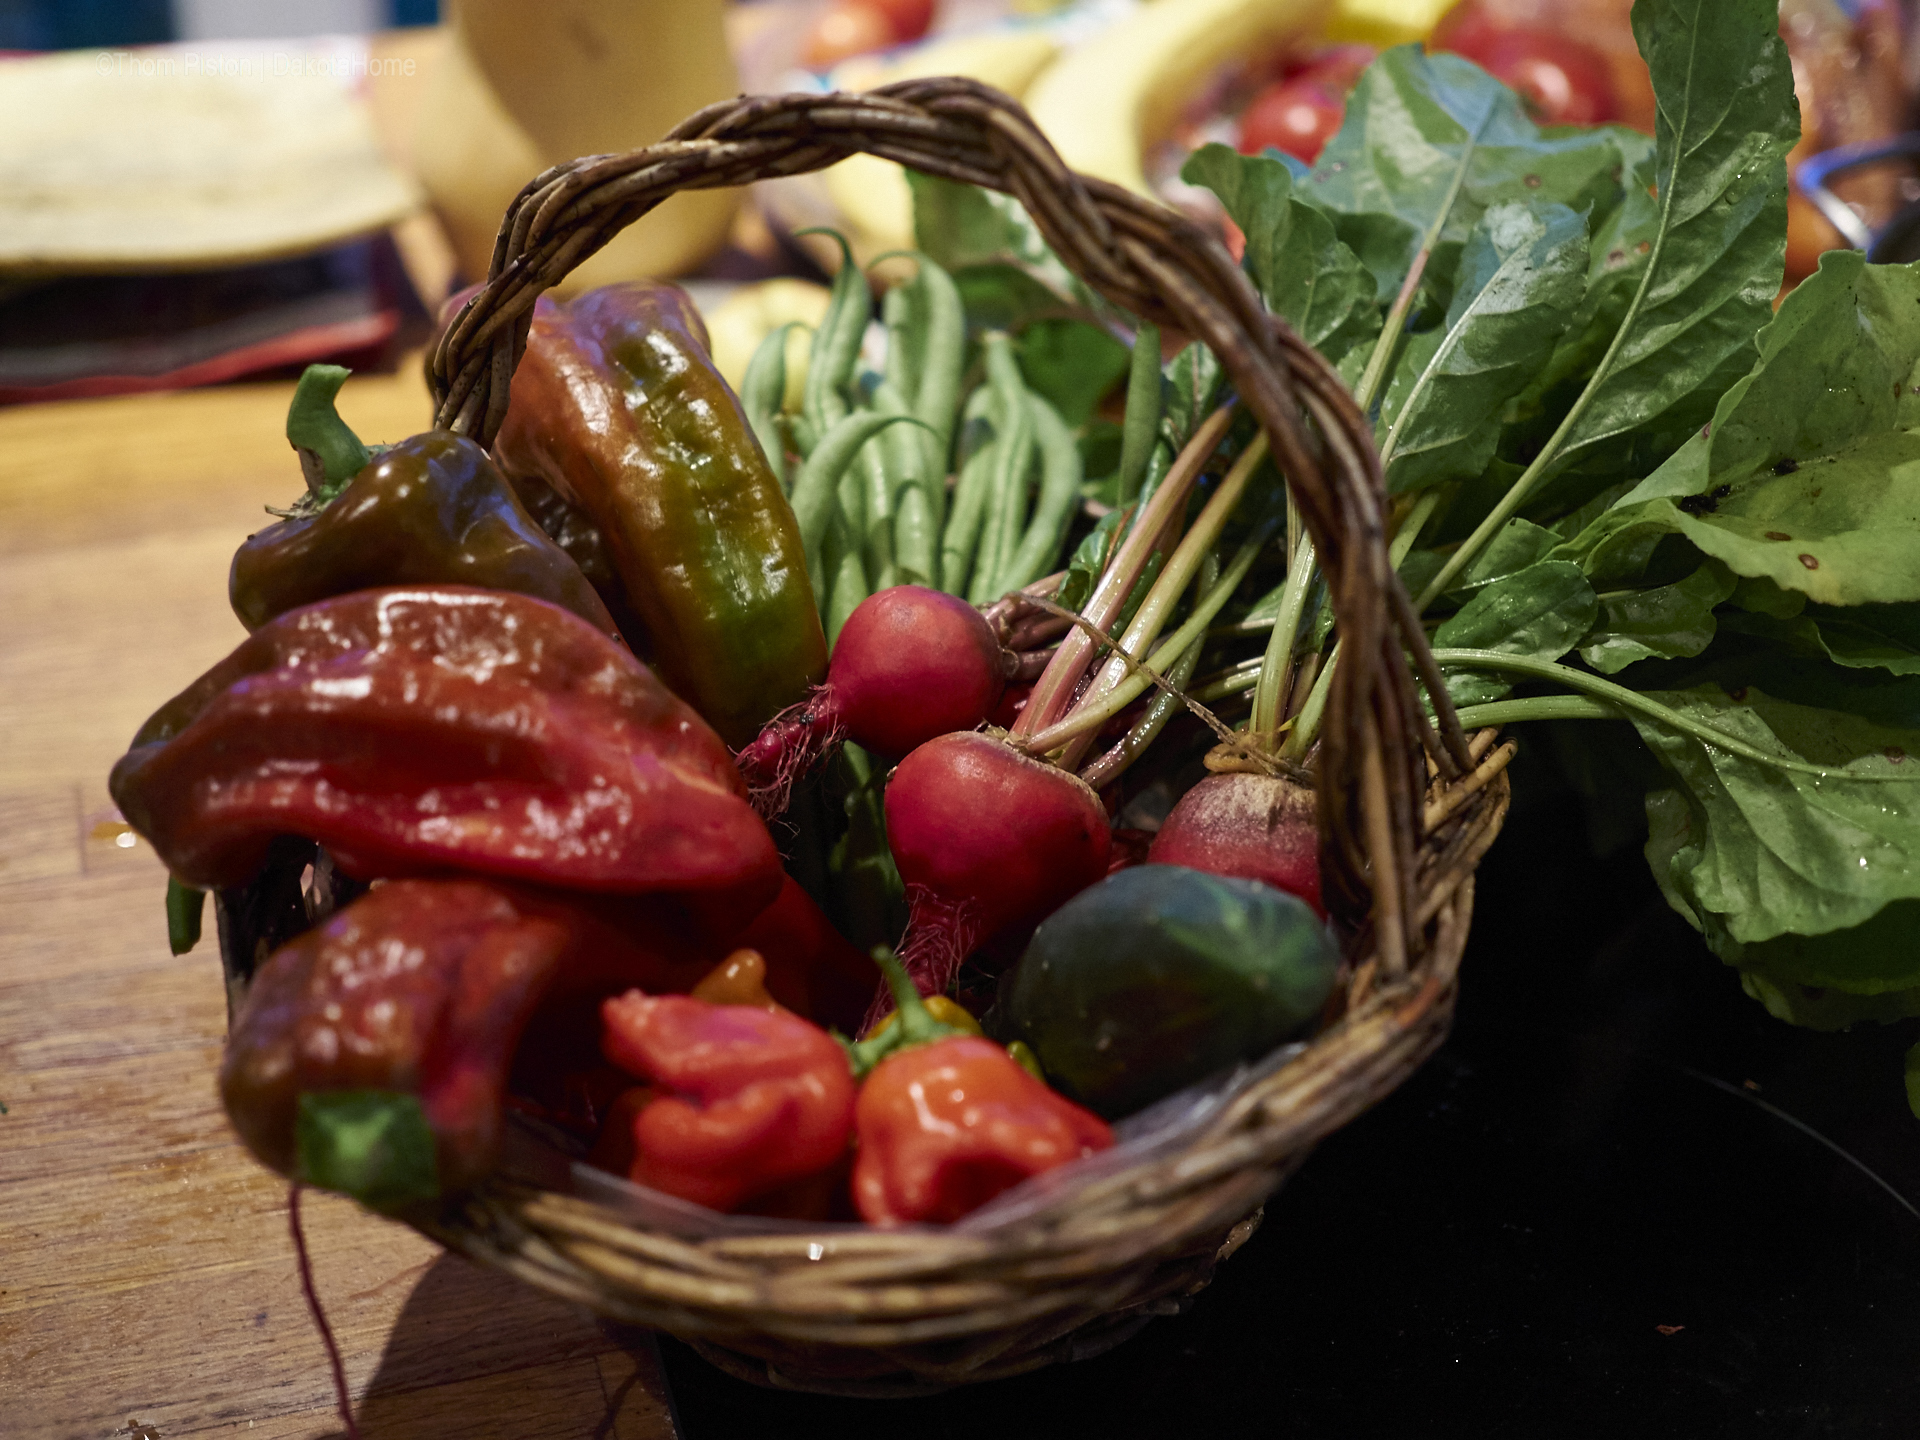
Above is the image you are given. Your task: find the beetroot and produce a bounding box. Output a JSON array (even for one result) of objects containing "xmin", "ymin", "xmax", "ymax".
[
  {"xmin": 737, "ymin": 585, "xmax": 1009, "ymax": 813},
  {"xmin": 1147, "ymin": 773, "xmax": 1324, "ymax": 918},
  {"xmin": 880, "ymin": 731, "xmax": 1112, "ymax": 1018}
]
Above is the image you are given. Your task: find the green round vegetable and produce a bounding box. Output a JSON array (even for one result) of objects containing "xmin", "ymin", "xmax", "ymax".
[{"xmin": 996, "ymin": 864, "xmax": 1339, "ymax": 1118}]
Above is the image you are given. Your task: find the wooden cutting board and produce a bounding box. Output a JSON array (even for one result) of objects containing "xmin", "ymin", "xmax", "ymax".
[{"xmin": 0, "ymin": 372, "xmax": 679, "ymax": 1439}]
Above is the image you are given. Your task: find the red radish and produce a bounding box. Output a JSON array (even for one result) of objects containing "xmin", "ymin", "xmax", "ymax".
[
  {"xmin": 736, "ymin": 585, "xmax": 1010, "ymax": 813},
  {"xmin": 1148, "ymin": 773, "xmax": 1324, "ymax": 918},
  {"xmin": 879, "ymin": 731, "xmax": 1112, "ymax": 1023}
]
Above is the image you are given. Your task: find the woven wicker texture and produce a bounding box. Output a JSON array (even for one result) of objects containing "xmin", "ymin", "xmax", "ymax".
[{"xmin": 409, "ymin": 78, "xmax": 1511, "ymax": 1394}]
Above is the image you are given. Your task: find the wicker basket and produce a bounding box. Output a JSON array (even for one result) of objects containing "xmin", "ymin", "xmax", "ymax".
[{"xmin": 232, "ymin": 78, "xmax": 1514, "ymax": 1396}]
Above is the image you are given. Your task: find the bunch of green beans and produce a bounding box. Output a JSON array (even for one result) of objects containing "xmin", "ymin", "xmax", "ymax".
[{"xmin": 740, "ymin": 235, "xmax": 1084, "ymax": 643}]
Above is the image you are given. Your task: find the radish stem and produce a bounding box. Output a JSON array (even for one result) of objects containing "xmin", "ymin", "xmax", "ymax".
[
  {"xmin": 1013, "ymin": 404, "xmax": 1236, "ymax": 740},
  {"xmin": 1451, "ymin": 695, "xmax": 1621, "ymax": 728},
  {"xmin": 1079, "ymin": 552, "xmax": 1219, "ymax": 790},
  {"xmin": 1017, "ymin": 513, "xmax": 1278, "ymax": 756},
  {"xmin": 1057, "ymin": 433, "xmax": 1271, "ymax": 768},
  {"xmin": 1429, "ymin": 650, "xmax": 1920, "ymax": 781}
]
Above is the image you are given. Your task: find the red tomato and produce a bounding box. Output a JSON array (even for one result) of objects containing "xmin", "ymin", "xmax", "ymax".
[
  {"xmin": 1435, "ymin": 21, "xmax": 1617, "ymax": 126},
  {"xmin": 1237, "ymin": 76, "xmax": 1347, "ymax": 163},
  {"xmin": 1282, "ymin": 43, "xmax": 1376, "ymax": 93},
  {"xmin": 803, "ymin": 1, "xmax": 898, "ymax": 69},
  {"xmin": 865, "ymin": 0, "xmax": 936, "ymax": 43}
]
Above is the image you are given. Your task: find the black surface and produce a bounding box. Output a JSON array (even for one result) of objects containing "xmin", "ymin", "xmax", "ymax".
[{"xmin": 658, "ymin": 745, "xmax": 1920, "ymax": 1438}]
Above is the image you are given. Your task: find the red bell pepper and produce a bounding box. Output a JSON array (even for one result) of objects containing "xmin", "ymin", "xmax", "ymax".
[
  {"xmin": 109, "ymin": 585, "xmax": 781, "ymax": 913},
  {"xmin": 220, "ymin": 879, "xmax": 570, "ymax": 1198},
  {"xmin": 846, "ymin": 949, "xmax": 1113, "ymax": 1226},
  {"xmin": 598, "ymin": 990, "xmax": 856, "ymax": 1213}
]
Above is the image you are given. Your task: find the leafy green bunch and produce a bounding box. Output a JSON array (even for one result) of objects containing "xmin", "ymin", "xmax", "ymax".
[{"xmin": 1189, "ymin": 0, "xmax": 1920, "ymax": 1086}]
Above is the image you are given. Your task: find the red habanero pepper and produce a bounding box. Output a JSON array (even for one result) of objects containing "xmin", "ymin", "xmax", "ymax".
[
  {"xmin": 598, "ymin": 990, "xmax": 855, "ymax": 1213},
  {"xmin": 108, "ymin": 585, "xmax": 781, "ymax": 913},
  {"xmin": 220, "ymin": 880, "xmax": 570, "ymax": 1197},
  {"xmin": 846, "ymin": 950, "xmax": 1113, "ymax": 1226}
]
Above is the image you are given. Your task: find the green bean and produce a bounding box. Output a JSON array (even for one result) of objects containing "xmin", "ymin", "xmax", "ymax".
[
  {"xmin": 996, "ymin": 392, "xmax": 1081, "ymax": 595},
  {"xmin": 970, "ymin": 333, "xmax": 1036, "ymax": 606},
  {"xmin": 799, "ymin": 229, "xmax": 870, "ymax": 445},
  {"xmin": 742, "ymin": 321, "xmax": 799, "ymax": 489},
  {"xmin": 872, "ymin": 378, "xmax": 937, "ymax": 589},
  {"xmin": 789, "ymin": 411, "xmax": 921, "ymax": 598},
  {"xmin": 1115, "ymin": 321, "xmax": 1162, "ymax": 505},
  {"xmin": 908, "ymin": 257, "xmax": 965, "ymax": 495},
  {"xmin": 826, "ymin": 511, "xmax": 870, "ymax": 646},
  {"xmin": 856, "ymin": 429, "xmax": 899, "ymax": 593},
  {"xmin": 940, "ymin": 386, "xmax": 1001, "ymax": 598},
  {"xmin": 879, "ymin": 253, "xmax": 963, "ymax": 535},
  {"xmin": 893, "ymin": 483, "xmax": 937, "ymax": 589},
  {"xmin": 882, "ymin": 279, "xmax": 925, "ymax": 411}
]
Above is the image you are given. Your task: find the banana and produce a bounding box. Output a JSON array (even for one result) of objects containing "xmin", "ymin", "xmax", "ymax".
[
  {"xmin": 1324, "ymin": 0, "xmax": 1460, "ymax": 48},
  {"xmin": 1026, "ymin": 0, "xmax": 1335, "ymax": 198}
]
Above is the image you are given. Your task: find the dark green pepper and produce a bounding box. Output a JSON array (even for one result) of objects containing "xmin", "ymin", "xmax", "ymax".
[
  {"xmin": 493, "ymin": 283, "xmax": 828, "ymax": 749},
  {"xmin": 990, "ymin": 864, "xmax": 1339, "ymax": 1119},
  {"xmin": 230, "ymin": 424, "xmax": 620, "ymax": 639}
]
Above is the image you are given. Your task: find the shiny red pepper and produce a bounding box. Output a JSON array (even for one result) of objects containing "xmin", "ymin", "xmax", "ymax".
[
  {"xmin": 598, "ymin": 990, "xmax": 856, "ymax": 1212},
  {"xmin": 220, "ymin": 879, "xmax": 570, "ymax": 1197},
  {"xmin": 108, "ymin": 585, "xmax": 781, "ymax": 913},
  {"xmin": 846, "ymin": 950, "xmax": 1113, "ymax": 1226},
  {"xmin": 494, "ymin": 282, "xmax": 828, "ymax": 749}
]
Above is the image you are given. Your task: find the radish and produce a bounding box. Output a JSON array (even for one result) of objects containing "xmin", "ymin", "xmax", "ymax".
[
  {"xmin": 736, "ymin": 585, "xmax": 1010, "ymax": 812},
  {"xmin": 878, "ymin": 731, "xmax": 1112, "ymax": 1023},
  {"xmin": 1147, "ymin": 773, "xmax": 1324, "ymax": 918}
]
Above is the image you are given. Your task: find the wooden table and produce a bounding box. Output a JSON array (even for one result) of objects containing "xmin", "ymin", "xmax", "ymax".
[{"xmin": 0, "ymin": 373, "xmax": 680, "ymax": 1438}]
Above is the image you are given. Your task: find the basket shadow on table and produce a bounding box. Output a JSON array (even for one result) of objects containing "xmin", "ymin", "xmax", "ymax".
[{"xmin": 309, "ymin": 1252, "xmax": 677, "ymax": 1440}]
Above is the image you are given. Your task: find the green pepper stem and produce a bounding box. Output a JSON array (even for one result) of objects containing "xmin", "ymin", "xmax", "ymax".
[
  {"xmin": 285, "ymin": 365, "xmax": 371, "ymax": 496},
  {"xmin": 843, "ymin": 947, "xmax": 968, "ymax": 1078}
]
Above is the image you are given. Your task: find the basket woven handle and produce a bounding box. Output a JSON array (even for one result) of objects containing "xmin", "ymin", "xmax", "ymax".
[{"xmin": 425, "ymin": 77, "xmax": 1467, "ymax": 973}]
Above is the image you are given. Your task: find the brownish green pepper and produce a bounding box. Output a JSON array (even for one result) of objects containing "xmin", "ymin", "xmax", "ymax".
[
  {"xmin": 493, "ymin": 283, "xmax": 828, "ymax": 749},
  {"xmin": 230, "ymin": 428, "xmax": 620, "ymax": 639}
]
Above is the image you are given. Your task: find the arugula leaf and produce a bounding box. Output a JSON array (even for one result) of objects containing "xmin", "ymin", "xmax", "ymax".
[
  {"xmin": 1579, "ymin": 560, "xmax": 1735, "ymax": 673},
  {"xmin": 1019, "ymin": 319, "xmax": 1130, "ymax": 428},
  {"xmin": 1298, "ymin": 46, "xmax": 1629, "ymax": 302},
  {"xmin": 909, "ymin": 172, "xmax": 1102, "ymax": 314},
  {"xmin": 1721, "ymin": 602, "xmax": 1920, "ymax": 676},
  {"xmin": 1633, "ymin": 685, "xmax": 1920, "ymax": 951},
  {"xmin": 1739, "ymin": 964, "xmax": 1920, "ymax": 1030},
  {"xmin": 1421, "ymin": 0, "xmax": 1796, "ymax": 604},
  {"xmin": 1181, "ymin": 145, "xmax": 1380, "ymax": 362},
  {"xmin": 1432, "ymin": 559, "xmax": 1597, "ymax": 705},
  {"xmin": 1546, "ymin": 0, "xmax": 1796, "ymax": 474},
  {"xmin": 1452, "ymin": 516, "xmax": 1558, "ymax": 593},
  {"xmin": 1585, "ymin": 253, "xmax": 1920, "ymax": 605},
  {"xmin": 1377, "ymin": 200, "xmax": 1589, "ymax": 493}
]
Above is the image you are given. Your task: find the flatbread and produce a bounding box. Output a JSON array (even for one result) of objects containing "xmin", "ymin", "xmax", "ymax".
[{"xmin": 0, "ymin": 41, "xmax": 421, "ymax": 273}]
